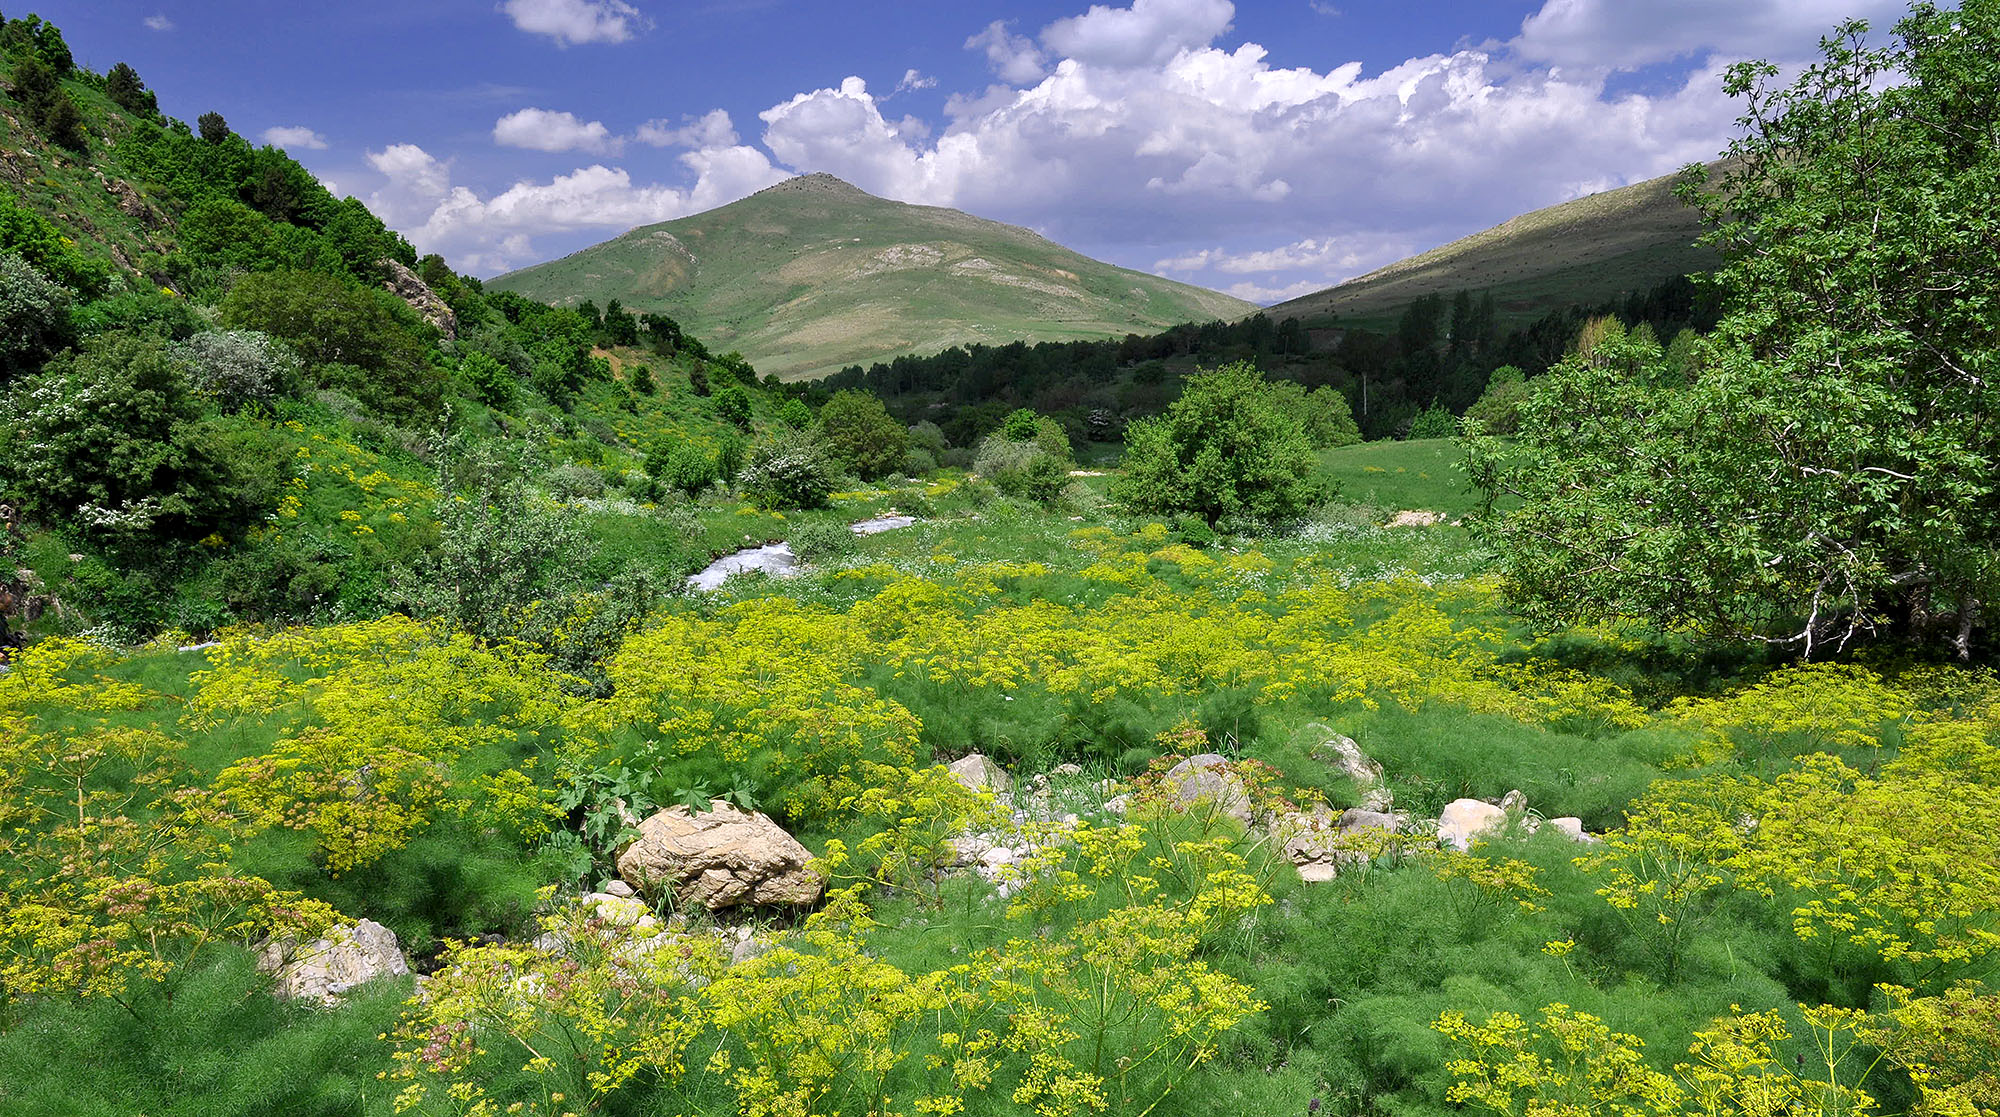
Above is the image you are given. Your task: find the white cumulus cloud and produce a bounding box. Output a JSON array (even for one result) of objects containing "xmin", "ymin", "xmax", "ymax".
[
  {"xmin": 500, "ymin": 0, "xmax": 646, "ymax": 46},
  {"xmin": 635, "ymin": 108, "xmax": 739, "ymax": 149},
  {"xmin": 966, "ymin": 20, "xmax": 1049, "ymax": 84},
  {"xmin": 143, "ymin": 13, "xmax": 173, "ymax": 31},
  {"xmin": 361, "ymin": 141, "xmax": 784, "ymax": 274},
  {"xmin": 1513, "ymin": 0, "xmax": 1909, "ymax": 71},
  {"xmin": 493, "ymin": 107, "xmax": 620, "ymax": 154},
  {"xmin": 260, "ymin": 125, "xmax": 328, "ymax": 150},
  {"xmin": 1040, "ymin": 0, "xmax": 1234, "ymax": 69}
]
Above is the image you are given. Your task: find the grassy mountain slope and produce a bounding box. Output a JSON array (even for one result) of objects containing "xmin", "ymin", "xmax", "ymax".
[
  {"xmin": 1266, "ymin": 168, "xmax": 1719, "ymax": 331},
  {"xmin": 490, "ymin": 173, "xmax": 1256, "ymax": 381}
]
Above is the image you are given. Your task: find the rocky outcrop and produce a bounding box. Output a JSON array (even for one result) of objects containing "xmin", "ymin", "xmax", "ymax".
[
  {"xmin": 617, "ymin": 801, "xmax": 824, "ymax": 911},
  {"xmin": 380, "ymin": 258, "xmax": 457, "ymax": 340},
  {"xmin": 258, "ymin": 919, "xmax": 410, "ymax": 1005}
]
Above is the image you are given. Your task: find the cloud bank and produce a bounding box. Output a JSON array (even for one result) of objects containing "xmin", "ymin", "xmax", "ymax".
[{"xmin": 370, "ymin": 0, "xmax": 1906, "ymax": 289}]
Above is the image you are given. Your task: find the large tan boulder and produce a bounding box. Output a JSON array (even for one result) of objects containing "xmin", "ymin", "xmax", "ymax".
[
  {"xmin": 617, "ymin": 801, "xmax": 824, "ymax": 911},
  {"xmin": 1437, "ymin": 798, "xmax": 1507, "ymax": 851}
]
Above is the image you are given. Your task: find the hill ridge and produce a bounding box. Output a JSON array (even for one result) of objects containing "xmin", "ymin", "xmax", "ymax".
[
  {"xmin": 1265, "ymin": 167, "xmax": 1720, "ymax": 329},
  {"xmin": 492, "ymin": 175, "xmax": 1254, "ymax": 380}
]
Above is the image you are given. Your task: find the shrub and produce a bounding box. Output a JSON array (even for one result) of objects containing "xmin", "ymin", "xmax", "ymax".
[
  {"xmin": 817, "ymin": 389, "xmax": 907, "ymax": 480},
  {"xmin": 173, "ymin": 329, "xmax": 304, "ymax": 410},
  {"xmin": 738, "ymin": 430, "xmax": 836, "ymax": 510},
  {"xmin": 1407, "ymin": 405, "xmax": 1458, "ymax": 439},
  {"xmin": 546, "ymin": 463, "xmax": 606, "ymax": 501},
  {"xmin": 1115, "ymin": 360, "xmax": 1329, "ymax": 527},
  {"xmin": 653, "ymin": 442, "xmax": 716, "ymax": 499},
  {"xmin": 788, "ymin": 519, "xmax": 855, "ymax": 562},
  {"xmin": 0, "ymin": 251, "xmax": 71, "ymax": 381}
]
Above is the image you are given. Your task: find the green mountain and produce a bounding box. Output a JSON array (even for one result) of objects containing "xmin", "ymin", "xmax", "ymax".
[
  {"xmin": 489, "ymin": 173, "xmax": 1256, "ymax": 381},
  {"xmin": 1265, "ymin": 167, "xmax": 1720, "ymax": 331}
]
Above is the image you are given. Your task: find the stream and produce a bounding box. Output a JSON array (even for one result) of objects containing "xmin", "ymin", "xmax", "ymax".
[{"xmin": 686, "ymin": 514, "xmax": 918, "ymax": 591}]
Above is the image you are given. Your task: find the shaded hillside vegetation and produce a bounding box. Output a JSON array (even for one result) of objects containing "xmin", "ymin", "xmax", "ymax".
[
  {"xmin": 489, "ymin": 173, "xmax": 1255, "ymax": 380},
  {"xmin": 1267, "ymin": 167, "xmax": 1720, "ymax": 332}
]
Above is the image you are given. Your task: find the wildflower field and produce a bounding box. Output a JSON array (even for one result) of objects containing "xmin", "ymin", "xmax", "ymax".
[{"xmin": 3, "ymin": 463, "xmax": 1997, "ymax": 1117}]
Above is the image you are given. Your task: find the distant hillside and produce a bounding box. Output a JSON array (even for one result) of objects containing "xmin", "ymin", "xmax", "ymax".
[
  {"xmin": 1266, "ymin": 168, "xmax": 1720, "ymax": 331},
  {"xmin": 490, "ymin": 174, "xmax": 1256, "ymax": 381}
]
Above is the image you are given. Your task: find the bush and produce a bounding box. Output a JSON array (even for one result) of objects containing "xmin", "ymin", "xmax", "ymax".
[
  {"xmin": 1406, "ymin": 405, "xmax": 1458, "ymax": 440},
  {"xmin": 173, "ymin": 329, "xmax": 304, "ymax": 410},
  {"xmin": 818, "ymin": 389, "xmax": 907, "ymax": 480},
  {"xmin": 738, "ymin": 430, "xmax": 836, "ymax": 510},
  {"xmin": 546, "ymin": 464, "xmax": 606, "ymax": 501},
  {"xmin": 1115, "ymin": 360, "xmax": 1329, "ymax": 527},
  {"xmin": 0, "ymin": 332, "xmax": 270, "ymax": 552},
  {"xmin": 654, "ymin": 442, "xmax": 716, "ymax": 499},
  {"xmin": 788, "ymin": 519, "xmax": 855, "ymax": 562},
  {"xmin": 0, "ymin": 251, "xmax": 71, "ymax": 381},
  {"xmin": 460, "ymin": 350, "xmax": 515, "ymax": 409}
]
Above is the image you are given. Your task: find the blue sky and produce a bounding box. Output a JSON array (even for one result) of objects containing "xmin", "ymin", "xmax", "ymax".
[{"xmin": 40, "ymin": 0, "xmax": 1909, "ymax": 300}]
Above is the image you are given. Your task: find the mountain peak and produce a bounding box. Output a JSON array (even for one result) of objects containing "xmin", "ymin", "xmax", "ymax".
[{"xmin": 755, "ymin": 172, "xmax": 870, "ymax": 199}]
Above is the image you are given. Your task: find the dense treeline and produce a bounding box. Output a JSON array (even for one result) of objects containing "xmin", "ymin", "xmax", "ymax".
[{"xmin": 823, "ymin": 274, "xmax": 1717, "ymax": 443}]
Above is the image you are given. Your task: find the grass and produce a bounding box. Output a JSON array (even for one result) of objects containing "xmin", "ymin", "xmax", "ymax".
[
  {"xmin": 490, "ymin": 174, "xmax": 1255, "ymax": 381},
  {"xmin": 1320, "ymin": 438, "xmax": 1479, "ymax": 518}
]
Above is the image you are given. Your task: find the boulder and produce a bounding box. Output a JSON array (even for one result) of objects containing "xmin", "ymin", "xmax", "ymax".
[
  {"xmin": 1338, "ymin": 808, "xmax": 1401, "ymax": 833},
  {"xmin": 1437, "ymin": 798, "xmax": 1507, "ymax": 852},
  {"xmin": 1499, "ymin": 788, "xmax": 1528, "ymax": 816},
  {"xmin": 1386, "ymin": 510, "xmax": 1444, "ymax": 528},
  {"xmin": 617, "ymin": 801, "xmax": 824, "ymax": 911},
  {"xmin": 1161, "ymin": 753, "xmax": 1254, "ymax": 824},
  {"xmin": 947, "ymin": 753, "xmax": 1012, "ymax": 795},
  {"xmin": 258, "ymin": 919, "xmax": 409, "ymax": 1005},
  {"xmin": 1545, "ymin": 816, "xmax": 1600, "ymax": 843},
  {"xmin": 1305, "ymin": 726, "xmax": 1385, "ymax": 788}
]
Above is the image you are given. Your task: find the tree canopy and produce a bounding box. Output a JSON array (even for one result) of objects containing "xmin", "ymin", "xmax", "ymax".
[
  {"xmin": 1469, "ymin": 1, "xmax": 2000, "ymax": 658},
  {"xmin": 1114, "ymin": 360, "xmax": 1328, "ymax": 527}
]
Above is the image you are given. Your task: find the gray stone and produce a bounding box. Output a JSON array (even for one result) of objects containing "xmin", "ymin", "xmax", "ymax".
[
  {"xmin": 1162, "ymin": 753, "xmax": 1254, "ymax": 824},
  {"xmin": 1499, "ymin": 788, "xmax": 1528, "ymax": 816},
  {"xmin": 947, "ymin": 754, "xmax": 1012, "ymax": 795},
  {"xmin": 258, "ymin": 919, "xmax": 409, "ymax": 1005},
  {"xmin": 1338, "ymin": 808, "xmax": 1401, "ymax": 833},
  {"xmin": 1304, "ymin": 725, "xmax": 1385, "ymax": 788}
]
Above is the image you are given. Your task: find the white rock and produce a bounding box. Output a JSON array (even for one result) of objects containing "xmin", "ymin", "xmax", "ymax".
[
  {"xmin": 1304, "ymin": 725, "xmax": 1384, "ymax": 788},
  {"xmin": 1296, "ymin": 862, "xmax": 1339, "ymax": 883},
  {"xmin": 602, "ymin": 879, "xmax": 636, "ymax": 898},
  {"xmin": 981, "ymin": 846, "xmax": 1017, "ymax": 868},
  {"xmin": 1437, "ymin": 798, "xmax": 1508, "ymax": 852},
  {"xmin": 1499, "ymin": 789, "xmax": 1528, "ymax": 816},
  {"xmin": 1102, "ymin": 794, "xmax": 1130, "ymax": 815},
  {"xmin": 1547, "ymin": 816, "xmax": 1599, "ymax": 843}
]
